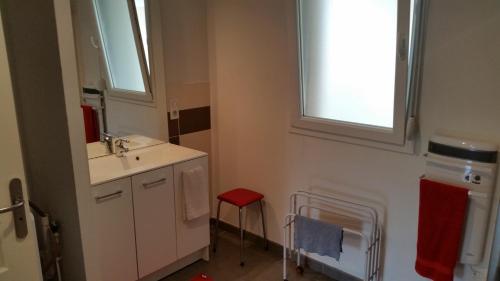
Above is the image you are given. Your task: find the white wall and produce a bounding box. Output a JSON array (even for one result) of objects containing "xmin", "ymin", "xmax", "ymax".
[{"xmin": 208, "ymin": 0, "xmax": 500, "ymax": 280}]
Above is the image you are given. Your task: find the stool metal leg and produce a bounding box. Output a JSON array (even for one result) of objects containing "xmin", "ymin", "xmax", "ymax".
[
  {"xmin": 213, "ymin": 200, "xmax": 222, "ymax": 253},
  {"xmin": 258, "ymin": 200, "xmax": 269, "ymax": 250},
  {"xmin": 239, "ymin": 207, "xmax": 244, "ymax": 266}
]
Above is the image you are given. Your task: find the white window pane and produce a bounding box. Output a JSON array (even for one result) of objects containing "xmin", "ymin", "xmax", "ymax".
[
  {"xmin": 95, "ymin": 0, "xmax": 145, "ymax": 92},
  {"xmin": 134, "ymin": 0, "xmax": 149, "ymax": 71},
  {"xmin": 300, "ymin": 0, "xmax": 398, "ymax": 128}
]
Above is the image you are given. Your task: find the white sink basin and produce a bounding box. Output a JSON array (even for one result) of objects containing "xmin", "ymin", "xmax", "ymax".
[
  {"xmin": 89, "ymin": 143, "xmax": 207, "ymax": 185},
  {"xmin": 126, "ymin": 134, "xmax": 164, "ymax": 150},
  {"xmin": 87, "ymin": 141, "xmax": 109, "ymax": 159},
  {"xmin": 86, "ymin": 135, "xmax": 165, "ymax": 159}
]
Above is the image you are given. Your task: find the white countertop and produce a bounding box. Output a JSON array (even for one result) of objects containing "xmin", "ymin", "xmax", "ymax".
[{"xmin": 89, "ymin": 143, "xmax": 207, "ymax": 186}]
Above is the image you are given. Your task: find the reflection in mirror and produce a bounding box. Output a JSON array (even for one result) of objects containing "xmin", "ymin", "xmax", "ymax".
[
  {"xmin": 134, "ymin": 0, "xmax": 149, "ymax": 71},
  {"xmin": 93, "ymin": 0, "xmax": 149, "ymax": 93},
  {"xmin": 73, "ymin": 0, "xmax": 165, "ymax": 159}
]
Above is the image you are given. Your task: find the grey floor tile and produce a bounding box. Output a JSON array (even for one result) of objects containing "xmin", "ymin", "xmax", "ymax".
[{"xmin": 162, "ymin": 231, "xmax": 335, "ymax": 281}]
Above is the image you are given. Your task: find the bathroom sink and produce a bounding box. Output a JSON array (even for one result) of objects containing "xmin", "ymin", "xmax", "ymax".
[
  {"xmin": 126, "ymin": 134, "xmax": 164, "ymax": 150},
  {"xmin": 86, "ymin": 135, "xmax": 165, "ymax": 159},
  {"xmin": 88, "ymin": 143, "xmax": 207, "ymax": 185},
  {"xmin": 87, "ymin": 141, "xmax": 109, "ymax": 159}
]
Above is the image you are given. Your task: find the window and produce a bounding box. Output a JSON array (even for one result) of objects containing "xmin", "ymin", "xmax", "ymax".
[
  {"xmin": 134, "ymin": 0, "xmax": 149, "ymax": 70},
  {"xmin": 93, "ymin": 0, "xmax": 151, "ymax": 100},
  {"xmin": 294, "ymin": 0, "xmax": 421, "ymax": 147}
]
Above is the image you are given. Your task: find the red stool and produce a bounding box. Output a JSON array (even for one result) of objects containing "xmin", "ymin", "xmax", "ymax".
[
  {"xmin": 190, "ymin": 273, "xmax": 213, "ymax": 281},
  {"xmin": 213, "ymin": 188, "xmax": 268, "ymax": 266}
]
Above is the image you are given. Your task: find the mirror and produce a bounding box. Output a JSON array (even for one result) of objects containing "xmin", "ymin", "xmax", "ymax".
[{"xmin": 72, "ymin": 0, "xmax": 165, "ymax": 159}]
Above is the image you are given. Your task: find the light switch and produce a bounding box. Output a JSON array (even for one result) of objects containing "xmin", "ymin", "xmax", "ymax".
[{"xmin": 169, "ymin": 99, "xmax": 179, "ymax": 120}]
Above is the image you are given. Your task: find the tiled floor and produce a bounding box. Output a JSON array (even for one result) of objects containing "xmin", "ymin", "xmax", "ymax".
[{"xmin": 162, "ymin": 230, "xmax": 334, "ymax": 281}]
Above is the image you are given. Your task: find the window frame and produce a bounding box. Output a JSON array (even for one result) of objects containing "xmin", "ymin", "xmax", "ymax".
[
  {"xmin": 292, "ymin": 0, "xmax": 413, "ymax": 147},
  {"xmin": 92, "ymin": 0, "xmax": 153, "ymax": 103}
]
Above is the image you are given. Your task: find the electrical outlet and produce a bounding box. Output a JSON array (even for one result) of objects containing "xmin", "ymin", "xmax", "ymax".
[{"xmin": 169, "ymin": 99, "xmax": 179, "ymax": 120}]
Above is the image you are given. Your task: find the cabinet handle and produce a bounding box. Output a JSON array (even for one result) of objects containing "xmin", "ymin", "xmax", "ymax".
[
  {"xmin": 142, "ymin": 178, "xmax": 166, "ymax": 188},
  {"xmin": 95, "ymin": 190, "xmax": 123, "ymax": 201}
]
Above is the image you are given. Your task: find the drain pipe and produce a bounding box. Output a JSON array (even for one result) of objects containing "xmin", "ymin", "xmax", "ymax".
[{"xmin": 29, "ymin": 201, "xmax": 62, "ymax": 281}]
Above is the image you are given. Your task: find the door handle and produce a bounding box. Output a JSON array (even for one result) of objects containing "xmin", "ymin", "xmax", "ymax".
[
  {"xmin": 0, "ymin": 200, "xmax": 24, "ymax": 214},
  {"xmin": 0, "ymin": 179, "xmax": 28, "ymax": 238},
  {"xmin": 95, "ymin": 190, "xmax": 123, "ymax": 201},
  {"xmin": 142, "ymin": 178, "xmax": 166, "ymax": 188}
]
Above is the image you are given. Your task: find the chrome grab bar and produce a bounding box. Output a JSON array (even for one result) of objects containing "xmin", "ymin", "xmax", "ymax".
[
  {"xmin": 0, "ymin": 200, "xmax": 24, "ymax": 214},
  {"xmin": 142, "ymin": 178, "xmax": 166, "ymax": 188}
]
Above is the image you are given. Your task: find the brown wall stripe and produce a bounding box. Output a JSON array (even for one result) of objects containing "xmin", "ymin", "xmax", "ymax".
[
  {"xmin": 178, "ymin": 106, "xmax": 211, "ymax": 135},
  {"xmin": 168, "ymin": 106, "xmax": 211, "ymax": 145}
]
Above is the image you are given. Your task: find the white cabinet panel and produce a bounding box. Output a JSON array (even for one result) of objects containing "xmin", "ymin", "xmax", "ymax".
[
  {"xmin": 132, "ymin": 166, "xmax": 177, "ymax": 278},
  {"xmin": 90, "ymin": 178, "xmax": 137, "ymax": 281},
  {"xmin": 173, "ymin": 157, "xmax": 210, "ymax": 259}
]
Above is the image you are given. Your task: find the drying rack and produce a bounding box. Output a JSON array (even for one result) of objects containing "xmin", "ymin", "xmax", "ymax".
[{"xmin": 282, "ymin": 190, "xmax": 383, "ymax": 281}]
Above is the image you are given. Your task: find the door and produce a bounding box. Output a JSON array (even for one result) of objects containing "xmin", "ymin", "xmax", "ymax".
[
  {"xmin": 132, "ymin": 167, "xmax": 177, "ymax": 278},
  {"xmin": 90, "ymin": 179, "xmax": 137, "ymax": 281},
  {"xmin": 0, "ymin": 12, "xmax": 43, "ymax": 281}
]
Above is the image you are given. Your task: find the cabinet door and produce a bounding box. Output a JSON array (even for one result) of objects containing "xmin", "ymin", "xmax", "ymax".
[
  {"xmin": 173, "ymin": 157, "xmax": 210, "ymax": 259},
  {"xmin": 90, "ymin": 178, "xmax": 137, "ymax": 281},
  {"xmin": 132, "ymin": 166, "xmax": 177, "ymax": 278}
]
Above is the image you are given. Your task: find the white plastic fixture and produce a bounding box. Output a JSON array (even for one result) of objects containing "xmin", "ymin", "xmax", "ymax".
[{"xmin": 425, "ymin": 134, "xmax": 498, "ymax": 265}]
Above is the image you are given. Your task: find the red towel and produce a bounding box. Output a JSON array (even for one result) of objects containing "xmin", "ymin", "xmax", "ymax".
[
  {"xmin": 415, "ymin": 179, "xmax": 469, "ymax": 281},
  {"xmin": 81, "ymin": 105, "xmax": 100, "ymax": 143}
]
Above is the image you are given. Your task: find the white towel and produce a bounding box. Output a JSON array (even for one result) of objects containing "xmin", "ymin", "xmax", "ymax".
[{"xmin": 182, "ymin": 166, "xmax": 209, "ymax": 221}]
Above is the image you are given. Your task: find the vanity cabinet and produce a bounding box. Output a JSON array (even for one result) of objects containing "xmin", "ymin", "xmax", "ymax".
[
  {"xmin": 132, "ymin": 167, "xmax": 177, "ymax": 278},
  {"xmin": 90, "ymin": 153, "xmax": 209, "ymax": 281},
  {"xmin": 90, "ymin": 178, "xmax": 138, "ymax": 281},
  {"xmin": 173, "ymin": 156, "xmax": 210, "ymax": 259}
]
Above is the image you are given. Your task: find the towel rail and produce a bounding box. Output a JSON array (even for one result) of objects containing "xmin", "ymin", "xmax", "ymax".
[
  {"xmin": 420, "ymin": 175, "xmax": 489, "ymax": 198},
  {"xmin": 289, "ymin": 190, "xmax": 382, "ymax": 280},
  {"xmin": 283, "ymin": 190, "xmax": 383, "ymax": 281}
]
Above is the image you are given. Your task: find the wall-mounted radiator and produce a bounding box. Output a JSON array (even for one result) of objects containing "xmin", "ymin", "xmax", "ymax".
[{"xmin": 423, "ymin": 134, "xmax": 498, "ymax": 265}]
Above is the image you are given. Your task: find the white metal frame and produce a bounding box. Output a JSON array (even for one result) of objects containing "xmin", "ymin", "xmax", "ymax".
[
  {"xmin": 291, "ymin": 0, "xmax": 414, "ymax": 146},
  {"xmin": 283, "ymin": 190, "xmax": 383, "ymax": 281},
  {"xmin": 92, "ymin": 0, "xmax": 153, "ymax": 102}
]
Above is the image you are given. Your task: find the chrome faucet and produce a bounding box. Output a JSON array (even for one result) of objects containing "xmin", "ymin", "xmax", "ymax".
[
  {"xmin": 114, "ymin": 137, "xmax": 130, "ymax": 157},
  {"xmin": 102, "ymin": 132, "xmax": 115, "ymax": 153}
]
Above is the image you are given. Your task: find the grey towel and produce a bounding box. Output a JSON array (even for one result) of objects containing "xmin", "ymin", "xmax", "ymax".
[{"xmin": 294, "ymin": 215, "xmax": 343, "ymax": 261}]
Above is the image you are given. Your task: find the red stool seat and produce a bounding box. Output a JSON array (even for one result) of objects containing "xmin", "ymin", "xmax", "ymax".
[
  {"xmin": 213, "ymin": 187, "xmax": 268, "ymax": 266},
  {"xmin": 217, "ymin": 188, "xmax": 264, "ymax": 207},
  {"xmin": 190, "ymin": 273, "xmax": 213, "ymax": 281}
]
